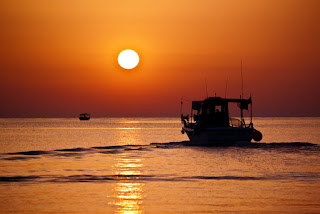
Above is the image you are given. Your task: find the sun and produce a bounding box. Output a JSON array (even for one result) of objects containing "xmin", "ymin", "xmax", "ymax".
[{"xmin": 118, "ymin": 49, "xmax": 139, "ymax": 69}]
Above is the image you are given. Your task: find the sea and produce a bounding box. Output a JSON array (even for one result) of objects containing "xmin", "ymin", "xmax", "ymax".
[{"xmin": 0, "ymin": 117, "xmax": 320, "ymax": 213}]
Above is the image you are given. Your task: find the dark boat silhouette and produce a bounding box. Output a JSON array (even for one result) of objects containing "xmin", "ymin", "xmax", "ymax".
[
  {"xmin": 79, "ymin": 113, "xmax": 90, "ymax": 120},
  {"xmin": 181, "ymin": 96, "xmax": 262, "ymax": 145}
]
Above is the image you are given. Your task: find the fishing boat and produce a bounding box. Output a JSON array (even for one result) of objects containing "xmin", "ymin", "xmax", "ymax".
[
  {"xmin": 79, "ymin": 113, "xmax": 90, "ymax": 120},
  {"xmin": 181, "ymin": 96, "xmax": 262, "ymax": 145}
]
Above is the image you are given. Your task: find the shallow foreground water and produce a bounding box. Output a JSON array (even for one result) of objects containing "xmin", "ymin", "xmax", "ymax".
[{"xmin": 0, "ymin": 117, "xmax": 320, "ymax": 213}]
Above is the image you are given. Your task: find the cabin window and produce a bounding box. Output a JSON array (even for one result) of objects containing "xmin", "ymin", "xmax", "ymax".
[{"xmin": 215, "ymin": 105, "xmax": 222, "ymax": 113}]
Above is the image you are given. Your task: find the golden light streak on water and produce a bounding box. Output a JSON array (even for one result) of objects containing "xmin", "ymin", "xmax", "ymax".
[
  {"xmin": 113, "ymin": 156, "xmax": 144, "ymax": 214},
  {"xmin": 112, "ymin": 129, "xmax": 144, "ymax": 213},
  {"xmin": 114, "ymin": 182, "xmax": 143, "ymax": 214}
]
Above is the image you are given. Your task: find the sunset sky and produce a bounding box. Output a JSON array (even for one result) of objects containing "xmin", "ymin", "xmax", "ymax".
[{"xmin": 0, "ymin": 0, "xmax": 319, "ymax": 117}]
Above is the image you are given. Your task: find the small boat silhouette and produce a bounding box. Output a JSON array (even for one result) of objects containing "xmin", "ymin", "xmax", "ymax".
[{"xmin": 79, "ymin": 113, "xmax": 90, "ymax": 120}]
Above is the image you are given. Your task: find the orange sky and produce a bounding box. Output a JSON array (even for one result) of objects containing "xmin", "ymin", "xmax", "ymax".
[{"xmin": 0, "ymin": 0, "xmax": 319, "ymax": 117}]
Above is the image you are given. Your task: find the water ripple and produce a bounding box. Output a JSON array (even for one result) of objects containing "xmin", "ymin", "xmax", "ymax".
[
  {"xmin": 1, "ymin": 142, "xmax": 318, "ymax": 162},
  {"xmin": 1, "ymin": 172, "xmax": 319, "ymax": 183}
]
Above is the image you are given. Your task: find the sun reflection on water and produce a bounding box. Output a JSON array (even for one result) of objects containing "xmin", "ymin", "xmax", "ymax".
[{"xmin": 113, "ymin": 156, "xmax": 144, "ymax": 214}]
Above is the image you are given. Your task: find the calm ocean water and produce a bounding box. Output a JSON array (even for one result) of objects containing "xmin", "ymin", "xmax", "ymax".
[{"xmin": 0, "ymin": 117, "xmax": 320, "ymax": 213}]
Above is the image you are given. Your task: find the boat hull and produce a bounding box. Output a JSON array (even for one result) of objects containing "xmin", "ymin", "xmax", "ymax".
[
  {"xmin": 182, "ymin": 126, "xmax": 253, "ymax": 146},
  {"xmin": 79, "ymin": 117, "xmax": 90, "ymax": 120}
]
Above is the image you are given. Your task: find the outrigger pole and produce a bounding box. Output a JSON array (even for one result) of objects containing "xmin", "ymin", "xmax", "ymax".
[
  {"xmin": 251, "ymin": 94, "xmax": 253, "ymax": 125},
  {"xmin": 205, "ymin": 78, "xmax": 209, "ymax": 99},
  {"xmin": 240, "ymin": 59, "xmax": 244, "ymax": 124},
  {"xmin": 241, "ymin": 59, "xmax": 244, "ymax": 99},
  {"xmin": 180, "ymin": 98, "xmax": 183, "ymax": 117}
]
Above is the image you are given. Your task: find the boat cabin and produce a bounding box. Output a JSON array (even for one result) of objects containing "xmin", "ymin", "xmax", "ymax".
[
  {"xmin": 186, "ymin": 96, "xmax": 252, "ymax": 128},
  {"xmin": 79, "ymin": 113, "xmax": 90, "ymax": 120}
]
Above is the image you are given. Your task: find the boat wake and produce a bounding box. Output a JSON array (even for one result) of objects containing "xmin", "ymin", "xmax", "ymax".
[
  {"xmin": 1, "ymin": 141, "xmax": 318, "ymax": 161},
  {"xmin": 0, "ymin": 142, "xmax": 319, "ymax": 184},
  {"xmin": 1, "ymin": 172, "xmax": 319, "ymax": 183},
  {"xmin": 0, "ymin": 174, "xmax": 274, "ymax": 183}
]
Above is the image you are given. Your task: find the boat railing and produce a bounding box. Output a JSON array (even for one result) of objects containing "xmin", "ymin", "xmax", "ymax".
[
  {"xmin": 229, "ymin": 118, "xmax": 243, "ymax": 127},
  {"xmin": 181, "ymin": 114, "xmax": 189, "ymax": 125}
]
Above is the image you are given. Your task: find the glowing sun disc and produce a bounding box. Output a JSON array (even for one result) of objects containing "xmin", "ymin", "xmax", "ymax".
[{"xmin": 118, "ymin": 49, "xmax": 139, "ymax": 69}]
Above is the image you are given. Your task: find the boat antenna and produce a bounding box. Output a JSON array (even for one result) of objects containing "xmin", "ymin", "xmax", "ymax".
[
  {"xmin": 205, "ymin": 77, "xmax": 209, "ymax": 98},
  {"xmin": 241, "ymin": 59, "xmax": 244, "ymax": 99},
  {"xmin": 250, "ymin": 93, "xmax": 253, "ymax": 125},
  {"xmin": 225, "ymin": 75, "xmax": 228, "ymax": 98},
  {"xmin": 180, "ymin": 98, "xmax": 183, "ymax": 116}
]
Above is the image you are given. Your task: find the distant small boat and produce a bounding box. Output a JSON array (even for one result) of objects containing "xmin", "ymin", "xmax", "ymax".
[
  {"xmin": 181, "ymin": 96, "xmax": 262, "ymax": 145},
  {"xmin": 79, "ymin": 113, "xmax": 90, "ymax": 120}
]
